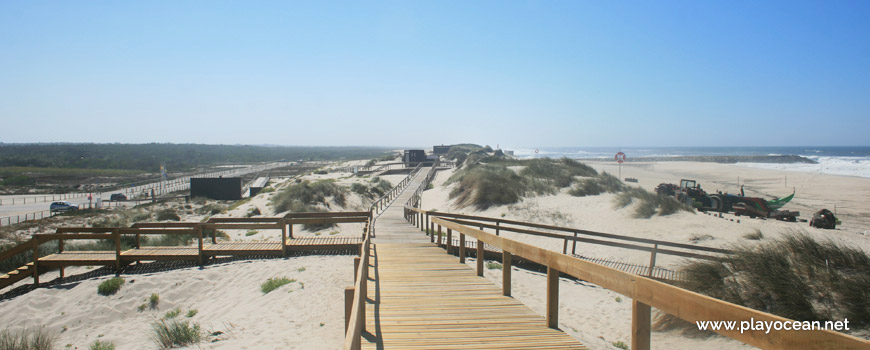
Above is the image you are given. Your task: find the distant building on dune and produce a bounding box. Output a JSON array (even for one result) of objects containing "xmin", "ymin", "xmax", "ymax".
[
  {"xmin": 403, "ymin": 149, "xmax": 427, "ymax": 167},
  {"xmin": 190, "ymin": 177, "xmax": 242, "ymax": 200}
]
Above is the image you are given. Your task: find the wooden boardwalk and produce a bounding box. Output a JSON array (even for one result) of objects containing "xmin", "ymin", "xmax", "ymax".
[
  {"xmin": 363, "ymin": 243, "xmax": 586, "ymax": 349},
  {"xmin": 2, "ymin": 237, "xmax": 363, "ymax": 288},
  {"xmin": 362, "ymin": 167, "xmax": 586, "ymax": 349}
]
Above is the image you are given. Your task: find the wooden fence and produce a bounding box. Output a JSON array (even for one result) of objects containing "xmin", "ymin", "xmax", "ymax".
[
  {"xmin": 0, "ymin": 212, "xmax": 371, "ymax": 290},
  {"xmin": 428, "ymin": 217, "xmax": 869, "ymax": 350},
  {"xmin": 404, "ymin": 209, "xmax": 731, "ymax": 280}
]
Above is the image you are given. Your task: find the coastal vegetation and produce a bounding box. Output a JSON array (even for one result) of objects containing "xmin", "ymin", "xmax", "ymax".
[
  {"xmin": 89, "ymin": 340, "xmax": 115, "ymax": 350},
  {"xmin": 261, "ymin": 277, "xmax": 295, "ymax": 294},
  {"xmin": 151, "ymin": 319, "xmax": 202, "ymax": 348},
  {"xmin": 0, "ymin": 144, "xmax": 392, "ymax": 173},
  {"xmin": 445, "ymin": 147, "xmax": 688, "ymax": 218},
  {"xmin": 350, "ymin": 177, "xmax": 393, "ymax": 200},
  {"xmin": 97, "ymin": 277, "xmax": 125, "ymax": 296},
  {"xmin": 659, "ymin": 233, "xmax": 870, "ymax": 333},
  {"xmin": 613, "ymin": 187, "xmax": 694, "ymax": 218},
  {"xmin": 0, "ymin": 326, "xmax": 56, "ymax": 350},
  {"xmin": 271, "ymin": 179, "xmax": 348, "ymax": 230}
]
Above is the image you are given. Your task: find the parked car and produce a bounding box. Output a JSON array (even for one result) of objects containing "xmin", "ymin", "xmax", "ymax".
[
  {"xmin": 50, "ymin": 201, "xmax": 78, "ymax": 213},
  {"xmin": 110, "ymin": 193, "xmax": 127, "ymax": 201}
]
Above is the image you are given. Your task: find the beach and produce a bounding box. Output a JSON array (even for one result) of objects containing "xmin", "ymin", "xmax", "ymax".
[{"xmin": 1, "ymin": 158, "xmax": 868, "ymax": 349}]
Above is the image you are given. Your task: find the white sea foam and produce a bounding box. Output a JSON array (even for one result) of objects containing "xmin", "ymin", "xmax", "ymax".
[{"xmin": 737, "ymin": 157, "xmax": 870, "ymax": 179}]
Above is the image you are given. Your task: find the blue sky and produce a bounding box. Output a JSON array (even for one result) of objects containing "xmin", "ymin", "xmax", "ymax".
[{"xmin": 1, "ymin": 1, "xmax": 868, "ymax": 148}]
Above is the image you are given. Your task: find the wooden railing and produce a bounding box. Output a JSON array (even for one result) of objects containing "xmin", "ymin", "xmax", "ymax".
[
  {"xmin": 404, "ymin": 209, "xmax": 731, "ymax": 279},
  {"xmin": 1, "ymin": 212, "xmax": 371, "ymax": 290},
  {"xmin": 429, "ymin": 217, "xmax": 868, "ymax": 350},
  {"xmin": 343, "ymin": 216, "xmax": 371, "ymax": 350},
  {"xmin": 403, "ymin": 160, "xmax": 439, "ymax": 211}
]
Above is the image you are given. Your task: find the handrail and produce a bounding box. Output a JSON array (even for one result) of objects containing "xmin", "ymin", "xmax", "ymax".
[
  {"xmin": 403, "ymin": 160, "xmax": 439, "ymax": 210},
  {"xmin": 431, "ymin": 217, "xmax": 869, "ymax": 350},
  {"xmin": 2, "ymin": 212, "xmax": 371, "ymax": 291},
  {"xmin": 409, "ymin": 209, "xmax": 731, "ymax": 255},
  {"xmin": 343, "ymin": 218, "xmax": 371, "ymax": 350},
  {"xmin": 365, "ymin": 161, "xmax": 426, "ymax": 237}
]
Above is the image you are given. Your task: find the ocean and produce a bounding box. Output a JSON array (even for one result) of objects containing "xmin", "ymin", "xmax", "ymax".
[{"xmin": 510, "ymin": 146, "xmax": 870, "ymax": 179}]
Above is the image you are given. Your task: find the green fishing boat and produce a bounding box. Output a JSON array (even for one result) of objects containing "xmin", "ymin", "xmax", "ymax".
[{"xmin": 766, "ymin": 189, "xmax": 795, "ymax": 210}]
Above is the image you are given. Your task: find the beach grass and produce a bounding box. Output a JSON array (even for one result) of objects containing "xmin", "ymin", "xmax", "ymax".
[
  {"xmin": 569, "ymin": 172, "xmax": 624, "ymax": 197},
  {"xmin": 151, "ymin": 319, "xmax": 202, "ymax": 349},
  {"xmin": 261, "ymin": 277, "xmax": 295, "ymax": 294},
  {"xmin": 658, "ymin": 233, "xmax": 870, "ymax": 334},
  {"xmin": 89, "ymin": 340, "xmax": 115, "ymax": 350},
  {"xmin": 614, "ymin": 187, "xmax": 693, "ymax": 218},
  {"xmin": 0, "ymin": 326, "xmax": 57, "ymax": 350},
  {"xmin": 97, "ymin": 277, "xmax": 125, "ymax": 296},
  {"xmin": 156, "ymin": 209, "xmax": 180, "ymax": 221},
  {"xmin": 149, "ymin": 293, "xmax": 160, "ymax": 309},
  {"xmin": 271, "ymin": 180, "xmax": 347, "ymax": 230}
]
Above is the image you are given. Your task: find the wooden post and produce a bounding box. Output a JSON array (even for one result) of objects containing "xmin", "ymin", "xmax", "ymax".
[
  {"xmin": 354, "ymin": 257, "xmax": 360, "ymax": 281},
  {"xmin": 437, "ymin": 225, "xmax": 443, "ymax": 247},
  {"xmin": 57, "ymin": 235, "xmax": 64, "ymax": 279},
  {"xmin": 211, "ymin": 226, "xmax": 216, "ymax": 244},
  {"xmin": 429, "ymin": 222, "xmax": 434, "ymax": 242},
  {"xmin": 647, "ymin": 244, "xmax": 658, "ymax": 277},
  {"xmin": 281, "ymin": 220, "xmax": 288, "ymax": 258},
  {"xmin": 562, "ymin": 238, "xmax": 568, "ymax": 254},
  {"xmin": 345, "ymin": 286, "xmax": 354, "ymax": 332},
  {"xmin": 632, "ymin": 300, "xmax": 652, "ymax": 350},
  {"xmin": 446, "ymin": 229, "xmax": 452, "ymax": 253},
  {"xmin": 114, "ymin": 229, "xmax": 121, "ymax": 275},
  {"xmin": 476, "ymin": 239, "xmax": 484, "ymax": 276},
  {"xmin": 495, "ymin": 221, "xmax": 500, "ymax": 236},
  {"xmin": 459, "ymin": 233, "xmax": 466, "ymax": 263},
  {"xmin": 197, "ymin": 225, "xmax": 204, "ymax": 268},
  {"xmin": 361, "ymin": 242, "xmax": 368, "ymax": 333},
  {"xmin": 571, "ymin": 232, "xmax": 578, "ymax": 255},
  {"xmin": 288, "ymin": 223, "xmax": 294, "ymax": 239},
  {"xmin": 32, "ymin": 238, "xmax": 39, "ymax": 286},
  {"xmin": 547, "ymin": 266, "xmax": 560, "ymax": 329},
  {"xmin": 503, "ymin": 251, "xmax": 512, "ymax": 296}
]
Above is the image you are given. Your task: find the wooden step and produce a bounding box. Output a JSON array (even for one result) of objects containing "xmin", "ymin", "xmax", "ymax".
[{"xmin": 0, "ymin": 263, "xmax": 35, "ymax": 289}]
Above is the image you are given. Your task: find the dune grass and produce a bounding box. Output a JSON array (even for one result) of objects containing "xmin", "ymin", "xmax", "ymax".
[
  {"xmin": 445, "ymin": 156, "xmax": 604, "ymax": 209},
  {"xmin": 261, "ymin": 276, "xmax": 296, "ymax": 294},
  {"xmin": 89, "ymin": 340, "xmax": 115, "ymax": 350},
  {"xmin": 743, "ymin": 229, "xmax": 764, "ymax": 240},
  {"xmin": 351, "ymin": 177, "xmax": 393, "ymax": 200},
  {"xmin": 271, "ymin": 180, "xmax": 348, "ymax": 230},
  {"xmin": 155, "ymin": 209, "xmax": 180, "ymax": 221},
  {"xmin": 97, "ymin": 277, "xmax": 125, "ymax": 296},
  {"xmin": 151, "ymin": 319, "xmax": 202, "ymax": 349},
  {"xmin": 569, "ymin": 172, "xmax": 625, "ymax": 197},
  {"xmin": 657, "ymin": 233, "xmax": 870, "ymax": 334},
  {"xmin": 163, "ymin": 308, "xmax": 182, "ymax": 320},
  {"xmin": 0, "ymin": 326, "xmax": 56, "ymax": 350},
  {"xmin": 614, "ymin": 187, "xmax": 693, "ymax": 218},
  {"xmin": 149, "ymin": 293, "xmax": 160, "ymax": 309},
  {"xmin": 448, "ymin": 164, "xmax": 527, "ymax": 210}
]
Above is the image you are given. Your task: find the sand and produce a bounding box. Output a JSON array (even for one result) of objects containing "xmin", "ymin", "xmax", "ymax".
[{"xmin": 0, "ymin": 256, "xmax": 354, "ymax": 349}]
